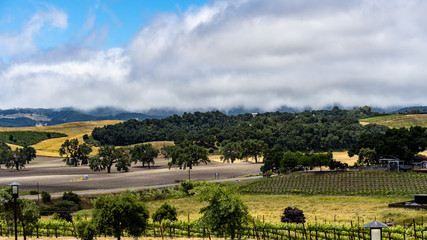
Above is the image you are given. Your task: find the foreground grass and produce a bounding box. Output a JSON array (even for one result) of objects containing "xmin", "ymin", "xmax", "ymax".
[
  {"xmin": 72, "ymin": 194, "xmax": 424, "ymax": 226},
  {"xmin": 142, "ymin": 194, "xmax": 422, "ymax": 226},
  {"xmin": 360, "ymin": 114, "xmax": 427, "ymax": 128}
]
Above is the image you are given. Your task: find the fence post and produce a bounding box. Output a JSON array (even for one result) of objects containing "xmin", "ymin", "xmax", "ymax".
[
  {"xmin": 414, "ymin": 219, "xmax": 418, "ymax": 240},
  {"xmin": 351, "ymin": 221, "xmax": 355, "ymax": 240}
]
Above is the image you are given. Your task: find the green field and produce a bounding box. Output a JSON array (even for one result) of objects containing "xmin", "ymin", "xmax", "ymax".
[
  {"xmin": 240, "ymin": 171, "xmax": 427, "ymax": 196},
  {"xmin": 360, "ymin": 114, "xmax": 427, "ymax": 128},
  {"xmin": 0, "ymin": 131, "xmax": 66, "ymax": 146}
]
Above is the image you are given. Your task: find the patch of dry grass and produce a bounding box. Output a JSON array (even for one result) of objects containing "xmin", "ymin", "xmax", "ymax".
[
  {"xmin": 333, "ymin": 151, "xmax": 358, "ymax": 166},
  {"xmin": 360, "ymin": 114, "xmax": 427, "ymax": 128},
  {"xmin": 145, "ymin": 194, "xmax": 424, "ymax": 226}
]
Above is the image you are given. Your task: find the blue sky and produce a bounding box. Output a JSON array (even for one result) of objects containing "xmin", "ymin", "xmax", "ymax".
[
  {"xmin": 1, "ymin": 0, "xmax": 427, "ymax": 111},
  {"xmin": 0, "ymin": 0, "xmax": 207, "ymax": 56}
]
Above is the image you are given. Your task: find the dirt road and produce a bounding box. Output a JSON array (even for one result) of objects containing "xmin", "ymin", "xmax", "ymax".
[{"xmin": 0, "ymin": 157, "xmax": 261, "ymax": 193}]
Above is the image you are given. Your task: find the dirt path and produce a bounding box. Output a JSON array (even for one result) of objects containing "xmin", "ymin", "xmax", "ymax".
[{"xmin": 0, "ymin": 157, "xmax": 261, "ymax": 193}]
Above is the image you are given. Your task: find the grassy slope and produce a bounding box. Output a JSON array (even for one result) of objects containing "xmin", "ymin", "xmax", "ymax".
[
  {"xmin": 360, "ymin": 114, "xmax": 427, "ymax": 128},
  {"xmin": 144, "ymin": 194, "xmax": 421, "ymax": 225},
  {"xmin": 0, "ymin": 120, "xmax": 122, "ymax": 157}
]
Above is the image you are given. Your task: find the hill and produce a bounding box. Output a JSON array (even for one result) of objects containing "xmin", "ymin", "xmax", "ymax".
[
  {"xmin": 360, "ymin": 114, "xmax": 427, "ymax": 128},
  {"xmin": 0, "ymin": 108, "xmax": 160, "ymax": 127},
  {"xmin": 0, "ymin": 120, "xmax": 122, "ymax": 156}
]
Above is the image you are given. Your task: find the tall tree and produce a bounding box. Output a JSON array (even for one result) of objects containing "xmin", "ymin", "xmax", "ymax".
[
  {"xmin": 89, "ymin": 146, "xmax": 130, "ymax": 173},
  {"xmin": 5, "ymin": 148, "xmax": 27, "ymax": 170},
  {"xmin": 261, "ymin": 144, "xmax": 285, "ymax": 173},
  {"xmin": 59, "ymin": 139, "xmax": 92, "ymax": 166},
  {"xmin": 92, "ymin": 192, "xmax": 149, "ymax": 240},
  {"xmin": 22, "ymin": 146, "xmax": 37, "ymax": 163},
  {"xmin": 0, "ymin": 187, "xmax": 40, "ymax": 240},
  {"xmin": 220, "ymin": 141, "xmax": 243, "ymax": 163},
  {"xmin": 166, "ymin": 140, "xmax": 210, "ymax": 180},
  {"xmin": 130, "ymin": 144, "xmax": 159, "ymax": 169},
  {"xmin": 241, "ymin": 139, "xmax": 267, "ymax": 163},
  {"xmin": 194, "ymin": 183, "xmax": 251, "ymax": 240},
  {"xmin": 0, "ymin": 142, "xmax": 11, "ymax": 169}
]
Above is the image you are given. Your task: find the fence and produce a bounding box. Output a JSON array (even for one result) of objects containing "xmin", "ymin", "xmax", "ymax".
[{"xmin": 1, "ymin": 219, "xmax": 427, "ymax": 240}]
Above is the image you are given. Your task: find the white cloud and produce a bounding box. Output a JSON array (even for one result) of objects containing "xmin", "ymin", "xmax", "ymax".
[
  {"xmin": 0, "ymin": 5, "xmax": 67, "ymax": 58},
  {"xmin": 2, "ymin": 0, "xmax": 427, "ymax": 111}
]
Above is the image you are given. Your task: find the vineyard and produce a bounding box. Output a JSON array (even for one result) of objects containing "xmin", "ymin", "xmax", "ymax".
[
  {"xmin": 1, "ymin": 219, "xmax": 427, "ymax": 240},
  {"xmin": 241, "ymin": 171, "xmax": 427, "ymax": 196}
]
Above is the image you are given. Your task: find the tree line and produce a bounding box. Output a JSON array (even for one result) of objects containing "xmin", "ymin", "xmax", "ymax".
[
  {"xmin": 92, "ymin": 107, "xmax": 387, "ymax": 153},
  {"xmin": 58, "ymin": 138, "xmax": 208, "ymax": 179},
  {"xmin": 348, "ymin": 126, "xmax": 427, "ymax": 165}
]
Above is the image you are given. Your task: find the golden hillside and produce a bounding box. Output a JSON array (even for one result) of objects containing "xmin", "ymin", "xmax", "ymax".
[
  {"xmin": 0, "ymin": 120, "xmax": 122, "ymax": 157},
  {"xmin": 360, "ymin": 114, "xmax": 427, "ymax": 128}
]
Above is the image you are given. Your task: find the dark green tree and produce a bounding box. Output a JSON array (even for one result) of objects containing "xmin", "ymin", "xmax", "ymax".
[
  {"xmin": 89, "ymin": 145, "xmax": 130, "ymax": 173},
  {"xmin": 59, "ymin": 139, "xmax": 92, "ymax": 166},
  {"xmin": 280, "ymin": 151, "xmax": 300, "ymax": 172},
  {"xmin": 130, "ymin": 143, "xmax": 159, "ymax": 168},
  {"xmin": 241, "ymin": 139, "xmax": 267, "ymax": 163},
  {"xmin": 0, "ymin": 187, "xmax": 40, "ymax": 240},
  {"xmin": 357, "ymin": 148, "xmax": 378, "ymax": 165},
  {"xmin": 152, "ymin": 203, "xmax": 178, "ymax": 222},
  {"xmin": 5, "ymin": 148, "xmax": 27, "ymax": 170},
  {"xmin": 194, "ymin": 183, "xmax": 251, "ymax": 240},
  {"xmin": 349, "ymin": 126, "xmax": 427, "ymax": 163},
  {"xmin": 166, "ymin": 140, "xmax": 210, "ymax": 180},
  {"xmin": 261, "ymin": 144, "xmax": 285, "ymax": 172},
  {"xmin": 0, "ymin": 142, "xmax": 11, "ymax": 169},
  {"xmin": 281, "ymin": 207, "xmax": 305, "ymax": 223},
  {"xmin": 92, "ymin": 192, "xmax": 149, "ymax": 240},
  {"xmin": 22, "ymin": 146, "xmax": 37, "ymax": 164},
  {"xmin": 220, "ymin": 141, "xmax": 243, "ymax": 163}
]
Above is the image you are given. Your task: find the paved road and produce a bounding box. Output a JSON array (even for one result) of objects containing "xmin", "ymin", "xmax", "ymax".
[{"xmin": 22, "ymin": 175, "xmax": 263, "ymax": 199}]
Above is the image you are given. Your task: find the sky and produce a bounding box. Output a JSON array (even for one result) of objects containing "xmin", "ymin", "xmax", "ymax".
[{"xmin": 1, "ymin": 0, "xmax": 427, "ymax": 112}]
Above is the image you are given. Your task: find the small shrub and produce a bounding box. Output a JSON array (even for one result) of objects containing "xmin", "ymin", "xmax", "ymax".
[
  {"xmin": 152, "ymin": 203, "xmax": 178, "ymax": 222},
  {"xmin": 76, "ymin": 220, "xmax": 97, "ymax": 240},
  {"xmin": 29, "ymin": 190, "xmax": 39, "ymax": 195},
  {"xmin": 41, "ymin": 191, "xmax": 51, "ymax": 203},
  {"xmin": 281, "ymin": 207, "xmax": 306, "ymax": 223},
  {"xmin": 83, "ymin": 134, "xmax": 89, "ymax": 141},
  {"xmin": 179, "ymin": 180, "xmax": 204, "ymax": 195},
  {"xmin": 62, "ymin": 191, "xmax": 80, "ymax": 204},
  {"xmin": 53, "ymin": 200, "xmax": 80, "ymax": 212},
  {"xmin": 58, "ymin": 212, "xmax": 73, "ymax": 222}
]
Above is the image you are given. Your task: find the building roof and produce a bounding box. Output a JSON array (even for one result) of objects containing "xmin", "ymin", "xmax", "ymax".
[{"xmin": 364, "ymin": 221, "xmax": 388, "ymax": 228}]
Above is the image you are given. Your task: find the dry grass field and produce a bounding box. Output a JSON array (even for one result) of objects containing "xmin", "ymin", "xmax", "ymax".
[
  {"xmin": 0, "ymin": 120, "xmax": 122, "ymax": 156},
  {"xmin": 143, "ymin": 194, "xmax": 423, "ymax": 225},
  {"xmin": 360, "ymin": 114, "xmax": 427, "ymax": 128}
]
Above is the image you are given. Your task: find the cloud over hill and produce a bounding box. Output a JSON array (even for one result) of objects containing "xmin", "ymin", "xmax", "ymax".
[{"xmin": 1, "ymin": 0, "xmax": 427, "ymax": 111}]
